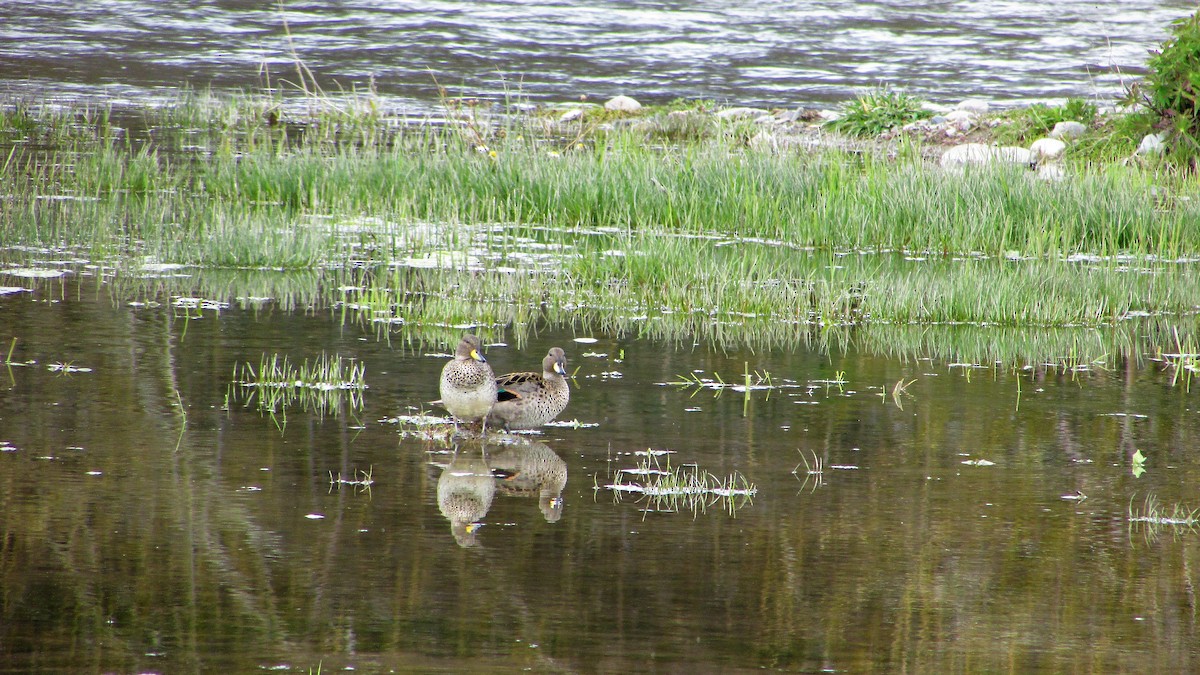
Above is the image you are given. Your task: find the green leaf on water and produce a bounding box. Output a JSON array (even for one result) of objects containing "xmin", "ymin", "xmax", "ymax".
[{"xmin": 1132, "ymin": 449, "xmax": 1147, "ymax": 478}]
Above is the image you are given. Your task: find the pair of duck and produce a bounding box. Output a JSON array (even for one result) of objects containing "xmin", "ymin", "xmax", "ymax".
[{"xmin": 439, "ymin": 334, "xmax": 570, "ymax": 431}]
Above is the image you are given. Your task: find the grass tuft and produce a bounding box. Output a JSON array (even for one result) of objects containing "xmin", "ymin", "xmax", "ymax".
[{"xmin": 602, "ymin": 451, "xmax": 756, "ymax": 518}]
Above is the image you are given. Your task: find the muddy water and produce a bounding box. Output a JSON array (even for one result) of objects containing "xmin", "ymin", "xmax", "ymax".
[
  {"xmin": 1, "ymin": 269, "xmax": 1199, "ymax": 672},
  {"xmin": 0, "ymin": 1, "xmax": 1195, "ymax": 111}
]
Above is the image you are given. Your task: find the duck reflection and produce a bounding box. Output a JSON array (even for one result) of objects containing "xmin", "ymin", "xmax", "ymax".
[
  {"xmin": 436, "ymin": 442, "xmax": 496, "ymax": 547},
  {"xmin": 434, "ymin": 439, "xmax": 569, "ymax": 546},
  {"xmin": 489, "ymin": 439, "xmax": 568, "ymax": 523}
]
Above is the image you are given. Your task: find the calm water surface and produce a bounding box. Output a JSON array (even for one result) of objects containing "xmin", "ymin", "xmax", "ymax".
[
  {"xmin": 1, "ymin": 268, "xmax": 1199, "ymax": 672},
  {"xmin": 0, "ymin": 1, "xmax": 1196, "ymax": 111}
]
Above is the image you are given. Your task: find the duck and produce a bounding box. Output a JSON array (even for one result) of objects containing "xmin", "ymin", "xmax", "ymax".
[
  {"xmin": 489, "ymin": 347, "xmax": 570, "ymax": 430},
  {"xmin": 439, "ymin": 334, "xmax": 497, "ymax": 426}
]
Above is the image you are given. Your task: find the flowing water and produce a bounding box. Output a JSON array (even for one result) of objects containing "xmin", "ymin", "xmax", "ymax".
[
  {"xmin": 0, "ymin": 1, "xmax": 1196, "ymax": 111},
  {"xmin": 1, "ymin": 266, "xmax": 1199, "ymax": 672}
]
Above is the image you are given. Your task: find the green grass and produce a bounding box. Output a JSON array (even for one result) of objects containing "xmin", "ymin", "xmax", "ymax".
[
  {"xmin": 990, "ymin": 97, "xmax": 1098, "ymax": 145},
  {"xmin": 5, "ymin": 93, "xmax": 1200, "ymax": 359},
  {"xmin": 601, "ymin": 451, "xmax": 757, "ymax": 518},
  {"xmin": 235, "ymin": 352, "xmax": 367, "ymax": 426},
  {"xmin": 826, "ymin": 85, "xmax": 933, "ymax": 137},
  {"xmin": 1129, "ymin": 493, "xmax": 1200, "ymax": 543}
]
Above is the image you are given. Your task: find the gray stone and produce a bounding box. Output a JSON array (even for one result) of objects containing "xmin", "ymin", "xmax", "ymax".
[
  {"xmin": 1049, "ymin": 121, "xmax": 1088, "ymax": 139},
  {"xmin": 559, "ymin": 108, "xmax": 584, "ymax": 122},
  {"xmin": 604, "ymin": 95, "xmax": 642, "ymax": 113}
]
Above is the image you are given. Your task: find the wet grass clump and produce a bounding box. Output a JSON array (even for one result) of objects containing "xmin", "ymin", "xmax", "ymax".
[
  {"xmin": 602, "ymin": 451, "xmax": 756, "ymax": 518},
  {"xmin": 234, "ymin": 352, "xmax": 367, "ymax": 425},
  {"xmin": 1129, "ymin": 493, "xmax": 1200, "ymax": 543}
]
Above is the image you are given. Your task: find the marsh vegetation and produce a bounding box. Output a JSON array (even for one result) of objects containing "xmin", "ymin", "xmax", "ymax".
[{"xmin": 3, "ymin": 85, "xmax": 1200, "ymax": 372}]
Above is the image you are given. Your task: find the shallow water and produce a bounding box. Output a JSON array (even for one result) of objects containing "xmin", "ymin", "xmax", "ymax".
[
  {"xmin": 1, "ymin": 267, "xmax": 1199, "ymax": 672},
  {"xmin": 0, "ymin": 1, "xmax": 1195, "ymax": 111}
]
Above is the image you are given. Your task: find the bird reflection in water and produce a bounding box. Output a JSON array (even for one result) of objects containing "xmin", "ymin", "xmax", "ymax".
[{"xmin": 434, "ymin": 439, "xmax": 568, "ymax": 547}]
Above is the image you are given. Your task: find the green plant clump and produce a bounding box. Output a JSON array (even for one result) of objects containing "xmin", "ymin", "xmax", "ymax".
[
  {"xmin": 993, "ymin": 98, "xmax": 1098, "ymax": 145},
  {"xmin": 827, "ymin": 86, "xmax": 933, "ymax": 137},
  {"xmin": 1133, "ymin": 9, "xmax": 1200, "ymax": 168}
]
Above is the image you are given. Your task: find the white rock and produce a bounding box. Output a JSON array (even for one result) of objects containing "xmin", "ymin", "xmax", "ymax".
[
  {"xmin": 715, "ymin": 107, "xmax": 768, "ymax": 120},
  {"xmin": 1137, "ymin": 132, "xmax": 1167, "ymax": 156},
  {"xmin": 956, "ymin": 99, "xmax": 990, "ymax": 115},
  {"xmin": 1029, "ymin": 137, "xmax": 1067, "ymax": 161},
  {"xmin": 1049, "ymin": 121, "xmax": 1088, "ymax": 139},
  {"xmin": 604, "ymin": 95, "xmax": 642, "ymax": 113},
  {"xmin": 940, "ymin": 143, "xmax": 1032, "ymax": 170},
  {"xmin": 559, "ymin": 108, "xmax": 584, "ymax": 122}
]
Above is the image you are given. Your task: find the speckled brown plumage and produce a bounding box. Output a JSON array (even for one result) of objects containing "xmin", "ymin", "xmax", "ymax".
[
  {"xmin": 436, "ymin": 446, "xmax": 495, "ymax": 547},
  {"xmin": 490, "ymin": 440, "xmax": 568, "ymax": 522},
  {"xmin": 489, "ymin": 347, "xmax": 570, "ymax": 430},
  {"xmin": 439, "ymin": 334, "xmax": 496, "ymax": 424}
]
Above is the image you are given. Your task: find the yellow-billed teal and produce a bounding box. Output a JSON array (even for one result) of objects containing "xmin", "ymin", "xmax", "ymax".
[
  {"xmin": 439, "ymin": 334, "xmax": 497, "ymax": 425},
  {"xmin": 489, "ymin": 347, "xmax": 569, "ymax": 430}
]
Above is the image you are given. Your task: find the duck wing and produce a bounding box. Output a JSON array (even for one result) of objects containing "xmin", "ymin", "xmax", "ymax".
[{"xmin": 495, "ymin": 371, "xmax": 541, "ymax": 401}]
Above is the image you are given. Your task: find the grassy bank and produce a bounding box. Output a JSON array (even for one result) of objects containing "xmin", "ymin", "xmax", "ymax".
[{"xmin": 2, "ymin": 92, "xmax": 1200, "ymax": 356}]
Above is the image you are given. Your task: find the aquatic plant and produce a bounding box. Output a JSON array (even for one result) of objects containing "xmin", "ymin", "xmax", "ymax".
[
  {"xmin": 1152, "ymin": 327, "xmax": 1200, "ymax": 390},
  {"xmin": 602, "ymin": 451, "xmax": 756, "ymax": 518},
  {"xmin": 1128, "ymin": 493, "xmax": 1200, "ymax": 543},
  {"xmin": 235, "ymin": 352, "xmax": 367, "ymax": 425},
  {"xmin": 668, "ymin": 365, "xmax": 776, "ymax": 398},
  {"xmin": 792, "ymin": 449, "xmax": 825, "ymax": 493},
  {"xmin": 328, "ymin": 467, "xmax": 374, "ymax": 493}
]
